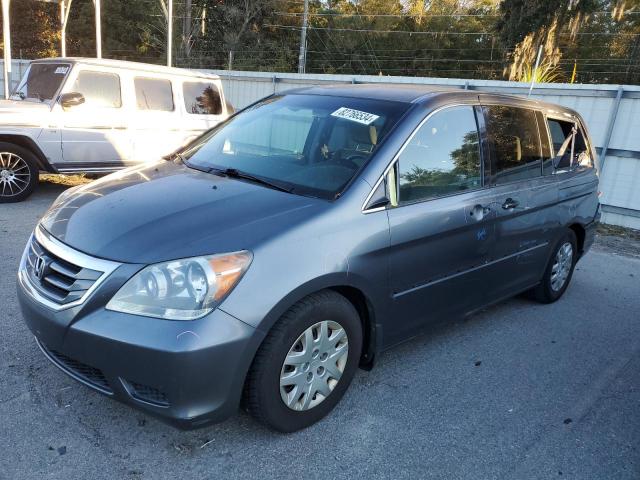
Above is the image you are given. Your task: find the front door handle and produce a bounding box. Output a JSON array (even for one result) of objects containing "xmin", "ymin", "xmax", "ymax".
[{"xmin": 502, "ymin": 198, "xmax": 519, "ymax": 210}]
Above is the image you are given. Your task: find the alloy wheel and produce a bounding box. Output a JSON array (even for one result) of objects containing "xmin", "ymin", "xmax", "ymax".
[
  {"xmin": 280, "ymin": 320, "xmax": 349, "ymax": 411},
  {"xmin": 550, "ymin": 241, "xmax": 573, "ymax": 292},
  {"xmin": 0, "ymin": 152, "xmax": 31, "ymax": 198}
]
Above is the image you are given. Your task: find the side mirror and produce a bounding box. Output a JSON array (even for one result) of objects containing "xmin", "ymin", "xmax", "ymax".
[{"xmin": 59, "ymin": 92, "xmax": 85, "ymax": 109}]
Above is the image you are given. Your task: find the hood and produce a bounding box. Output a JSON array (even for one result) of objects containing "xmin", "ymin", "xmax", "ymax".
[
  {"xmin": 40, "ymin": 161, "xmax": 326, "ymax": 264},
  {"xmin": 0, "ymin": 99, "xmax": 50, "ymax": 126}
]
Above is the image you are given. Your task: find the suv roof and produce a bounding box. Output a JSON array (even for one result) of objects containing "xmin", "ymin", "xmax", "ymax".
[{"xmin": 30, "ymin": 57, "xmax": 221, "ymax": 80}]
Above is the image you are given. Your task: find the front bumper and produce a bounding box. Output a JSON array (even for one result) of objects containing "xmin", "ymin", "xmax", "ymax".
[{"xmin": 17, "ymin": 271, "xmax": 264, "ymax": 429}]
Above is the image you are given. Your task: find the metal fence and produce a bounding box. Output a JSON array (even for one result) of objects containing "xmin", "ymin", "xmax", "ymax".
[
  {"xmin": 207, "ymin": 70, "xmax": 640, "ymax": 230},
  {"xmin": 0, "ymin": 60, "xmax": 31, "ymax": 93}
]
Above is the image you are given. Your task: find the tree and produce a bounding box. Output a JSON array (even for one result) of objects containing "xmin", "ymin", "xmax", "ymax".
[{"xmin": 0, "ymin": 0, "xmax": 59, "ymax": 59}]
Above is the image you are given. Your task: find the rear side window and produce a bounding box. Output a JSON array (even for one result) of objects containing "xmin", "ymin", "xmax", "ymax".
[
  {"xmin": 72, "ymin": 71, "xmax": 121, "ymax": 108},
  {"xmin": 397, "ymin": 105, "xmax": 482, "ymax": 204},
  {"xmin": 547, "ymin": 118, "xmax": 593, "ymax": 171},
  {"xmin": 134, "ymin": 77, "xmax": 174, "ymax": 111},
  {"xmin": 484, "ymin": 106, "xmax": 542, "ymax": 184},
  {"xmin": 183, "ymin": 82, "xmax": 222, "ymax": 115}
]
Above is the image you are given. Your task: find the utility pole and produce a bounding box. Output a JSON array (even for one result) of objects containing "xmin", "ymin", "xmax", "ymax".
[
  {"xmin": 59, "ymin": 0, "xmax": 72, "ymax": 57},
  {"xmin": 2, "ymin": 0, "xmax": 11, "ymax": 99},
  {"xmin": 94, "ymin": 0, "xmax": 102, "ymax": 58},
  {"xmin": 167, "ymin": 0, "xmax": 173, "ymax": 66},
  {"xmin": 297, "ymin": 0, "xmax": 309, "ymax": 74}
]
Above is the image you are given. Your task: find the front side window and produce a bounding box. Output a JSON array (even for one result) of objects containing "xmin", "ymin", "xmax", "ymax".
[
  {"xmin": 484, "ymin": 106, "xmax": 542, "ymax": 184},
  {"xmin": 183, "ymin": 81, "xmax": 222, "ymax": 115},
  {"xmin": 11, "ymin": 63, "xmax": 70, "ymax": 102},
  {"xmin": 71, "ymin": 71, "xmax": 122, "ymax": 108},
  {"xmin": 134, "ymin": 77, "xmax": 174, "ymax": 111},
  {"xmin": 397, "ymin": 106, "xmax": 482, "ymax": 204},
  {"xmin": 547, "ymin": 118, "xmax": 593, "ymax": 172},
  {"xmin": 182, "ymin": 94, "xmax": 409, "ymax": 199}
]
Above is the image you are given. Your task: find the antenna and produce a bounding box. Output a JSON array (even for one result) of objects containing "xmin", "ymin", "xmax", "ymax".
[{"xmin": 528, "ymin": 45, "xmax": 543, "ymax": 98}]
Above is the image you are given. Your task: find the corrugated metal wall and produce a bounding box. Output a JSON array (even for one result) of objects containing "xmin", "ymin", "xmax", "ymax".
[{"xmin": 207, "ymin": 70, "xmax": 640, "ymax": 229}]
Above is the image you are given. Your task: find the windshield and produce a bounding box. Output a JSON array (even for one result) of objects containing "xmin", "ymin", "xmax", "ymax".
[
  {"xmin": 11, "ymin": 63, "xmax": 70, "ymax": 102},
  {"xmin": 182, "ymin": 94, "xmax": 409, "ymax": 199}
]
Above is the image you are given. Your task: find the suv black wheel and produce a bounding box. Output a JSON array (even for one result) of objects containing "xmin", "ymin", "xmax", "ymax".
[
  {"xmin": 529, "ymin": 229, "xmax": 578, "ymax": 304},
  {"xmin": 245, "ymin": 290, "xmax": 362, "ymax": 432},
  {"xmin": 0, "ymin": 142, "xmax": 39, "ymax": 203}
]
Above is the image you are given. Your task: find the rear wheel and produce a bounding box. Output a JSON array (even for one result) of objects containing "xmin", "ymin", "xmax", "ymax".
[
  {"xmin": 0, "ymin": 143, "xmax": 39, "ymax": 203},
  {"xmin": 245, "ymin": 290, "xmax": 362, "ymax": 432},
  {"xmin": 529, "ymin": 229, "xmax": 578, "ymax": 303}
]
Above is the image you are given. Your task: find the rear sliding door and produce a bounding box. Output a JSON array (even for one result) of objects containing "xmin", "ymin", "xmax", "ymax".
[{"xmin": 479, "ymin": 100, "xmax": 559, "ymax": 300}]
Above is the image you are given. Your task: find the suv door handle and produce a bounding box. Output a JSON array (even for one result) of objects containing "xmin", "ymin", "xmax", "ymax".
[{"xmin": 502, "ymin": 198, "xmax": 519, "ymax": 210}]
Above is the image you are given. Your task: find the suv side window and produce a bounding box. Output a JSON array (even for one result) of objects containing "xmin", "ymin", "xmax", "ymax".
[
  {"xmin": 183, "ymin": 81, "xmax": 222, "ymax": 115},
  {"xmin": 71, "ymin": 70, "xmax": 121, "ymax": 108},
  {"xmin": 397, "ymin": 105, "xmax": 482, "ymax": 204},
  {"xmin": 547, "ymin": 118, "xmax": 593, "ymax": 172},
  {"xmin": 134, "ymin": 77, "xmax": 174, "ymax": 111},
  {"xmin": 484, "ymin": 105, "xmax": 542, "ymax": 184}
]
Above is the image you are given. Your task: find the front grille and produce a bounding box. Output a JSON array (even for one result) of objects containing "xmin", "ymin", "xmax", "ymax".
[
  {"xmin": 128, "ymin": 381, "xmax": 170, "ymax": 407},
  {"xmin": 24, "ymin": 234, "xmax": 103, "ymax": 306},
  {"xmin": 38, "ymin": 340, "xmax": 112, "ymax": 394}
]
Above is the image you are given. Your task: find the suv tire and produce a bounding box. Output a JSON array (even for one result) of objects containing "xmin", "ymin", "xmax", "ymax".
[
  {"xmin": 0, "ymin": 142, "xmax": 39, "ymax": 203},
  {"xmin": 245, "ymin": 290, "xmax": 362, "ymax": 432}
]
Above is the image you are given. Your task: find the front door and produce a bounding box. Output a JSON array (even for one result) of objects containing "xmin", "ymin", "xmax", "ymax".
[
  {"xmin": 60, "ymin": 68, "xmax": 132, "ymax": 168},
  {"xmin": 386, "ymin": 105, "xmax": 495, "ymax": 343}
]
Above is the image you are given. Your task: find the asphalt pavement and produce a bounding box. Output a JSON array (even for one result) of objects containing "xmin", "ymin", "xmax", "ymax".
[{"xmin": 1, "ymin": 180, "xmax": 639, "ymax": 480}]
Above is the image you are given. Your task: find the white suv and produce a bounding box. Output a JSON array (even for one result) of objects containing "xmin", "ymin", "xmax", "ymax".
[{"xmin": 0, "ymin": 57, "xmax": 230, "ymax": 202}]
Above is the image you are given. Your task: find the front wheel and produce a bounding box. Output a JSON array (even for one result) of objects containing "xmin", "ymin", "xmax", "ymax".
[
  {"xmin": 0, "ymin": 142, "xmax": 39, "ymax": 203},
  {"xmin": 529, "ymin": 229, "xmax": 578, "ymax": 303},
  {"xmin": 245, "ymin": 290, "xmax": 362, "ymax": 432}
]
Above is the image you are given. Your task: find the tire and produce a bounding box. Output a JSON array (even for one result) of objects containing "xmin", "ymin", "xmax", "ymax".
[
  {"xmin": 245, "ymin": 290, "xmax": 362, "ymax": 432},
  {"xmin": 529, "ymin": 229, "xmax": 578, "ymax": 304},
  {"xmin": 0, "ymin": 142, "xmax": 39, "ymax": 203}
]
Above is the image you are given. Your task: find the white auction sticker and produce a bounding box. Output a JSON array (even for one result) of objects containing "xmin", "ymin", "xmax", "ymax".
[
  {"xmin": 54, "ymin": 66, "xmax": 69, "ymax": 75},
  {"xmin": 330, "ymin": 107, "xmax": 379, "ymax": 125}
]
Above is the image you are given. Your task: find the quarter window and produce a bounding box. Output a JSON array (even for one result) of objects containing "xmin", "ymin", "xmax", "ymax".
[
  {"xmin": 547, "ymin": 118, "xmax": 593, "ymax": 171},
  {"xmin": 183, "ymin": 81, "xmax": 222, "ymax": 115},
  {"xmin": 71, "ymin": 71, "xmax": 121, "ymax": 108},
  {"xmin": 397, "ymin": 106, "xmax": 482, "ymax": 204},
  {"xmin": 134, "ymin": 77, "xmax": 174, "ymax": 111},
  {"xmin": 484, "ymin": 106, "xmax": 542, "ymax": 184}
]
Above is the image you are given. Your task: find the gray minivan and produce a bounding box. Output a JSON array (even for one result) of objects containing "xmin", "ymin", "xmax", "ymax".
[{"xmin": 17, "ymin": 85, "xmax": 600, "ymax": 432}]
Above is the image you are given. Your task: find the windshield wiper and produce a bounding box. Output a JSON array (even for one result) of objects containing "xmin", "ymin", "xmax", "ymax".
[{"xmin": 210, "ymin": 167, "xmax": 294, "ymax": 193}]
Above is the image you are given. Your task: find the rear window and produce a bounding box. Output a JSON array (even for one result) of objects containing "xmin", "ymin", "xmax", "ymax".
[
  {"xmin": 183, "ymin": 81, "xmax": 222, "ymax": 115},
  {"xmin": 484, "ymin": 106, "xmax": 542, "ymax": 184},
  {"xmin": 134, "ymin": 77, "xmax": 174, "ymax": 111},
  {"xmin": 72, "ymin": 71, "xmax": 121, "ymax": 108}
]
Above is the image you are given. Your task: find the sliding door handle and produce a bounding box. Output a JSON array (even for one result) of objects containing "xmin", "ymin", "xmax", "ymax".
[{"xmin": 502, "ymin": 198, "xmax": 519, "ymax": 210}]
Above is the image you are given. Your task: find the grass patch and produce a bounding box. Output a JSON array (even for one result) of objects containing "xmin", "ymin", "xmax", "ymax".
[
  {"xmin": 40, "ymin": 173, "xmax": 93, "ymax": 187},
  {"xmin": 597, "ymin": 223, "xmax": 640, "ymax": 241}
]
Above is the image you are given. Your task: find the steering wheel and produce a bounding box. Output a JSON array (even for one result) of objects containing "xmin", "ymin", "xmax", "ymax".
[{"xmin": 333, "ymin": 152, "xmax": 368, "ymax": 170}]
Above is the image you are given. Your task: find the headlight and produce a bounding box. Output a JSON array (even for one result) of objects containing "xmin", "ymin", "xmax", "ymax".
[{"xmin": 106, "ymin": 251, "xmax": 252, "ymax": 320}]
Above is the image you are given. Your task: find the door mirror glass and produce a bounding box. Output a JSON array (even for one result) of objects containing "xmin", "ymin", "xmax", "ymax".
[{"xmin": 59, "ymin": 92, "xmax": 85, "ymax": 109}]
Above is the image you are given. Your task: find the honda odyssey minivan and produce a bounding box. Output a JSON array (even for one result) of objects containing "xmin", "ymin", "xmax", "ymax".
[{"xmin": 17, "ymin": 85, "xmax": 600, "ymax": 432}]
